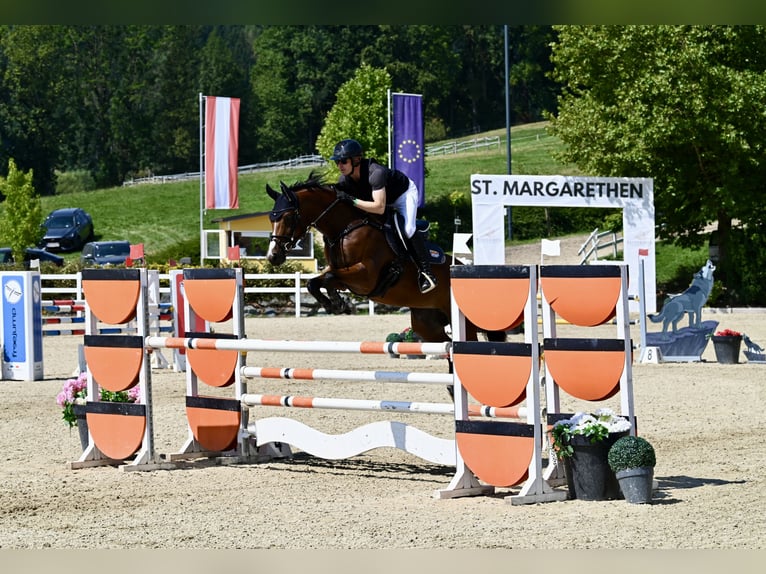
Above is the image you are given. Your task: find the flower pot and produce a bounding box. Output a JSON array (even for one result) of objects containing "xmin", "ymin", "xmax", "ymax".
[
  {"xmin": 563, "ymin": 431, "xmax": 628, "ymax": 501},
  {"xmin": 616, "ymin": 466, "xmax": 654, "ymax": 504},
  {"xmin": 712, "ymin": 335, "xmax": 742, "ymax": 364},
  {"xmin": 72, "ymin": 404, "xmax": 90, "ymax": 451}
]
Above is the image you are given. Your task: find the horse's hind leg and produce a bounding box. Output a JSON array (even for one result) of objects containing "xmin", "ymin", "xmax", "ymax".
[{"xmin": 410, "ymin": 308, "xmax": 450, "ymax": 343}]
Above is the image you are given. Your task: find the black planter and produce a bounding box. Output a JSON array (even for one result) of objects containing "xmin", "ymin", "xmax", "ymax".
[
  {"xmin": 563, "ymin": 432, "xmax": 628, "ymax": 501},
  {"xmin": 712, "ymin": 336, "xmax": 742, "ymax": 364},
  {"xmin": 72, "ymin": 404, "xmax": 90, "ymax": 451},
  {"xmin": 616, "ymin": 467, "xmax": 654, "ymax": 504}
]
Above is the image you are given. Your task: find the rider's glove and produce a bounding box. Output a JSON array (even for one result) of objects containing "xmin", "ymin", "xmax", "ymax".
[{"xmin": 336, "ymin": 190, "xmax": 356, "ymax": 204}]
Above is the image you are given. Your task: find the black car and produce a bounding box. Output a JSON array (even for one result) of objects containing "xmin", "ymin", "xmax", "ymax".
[
  {"xmin": 39, "ymin": 207, "xmax": 94, "ymax": 252},
  {"xmin": 0, "ymin": 247, "xmax": 65, "ymax": 267},
  {"xmin": 81, "ymin": 240, "xmax": 131, "ymax": 266}
]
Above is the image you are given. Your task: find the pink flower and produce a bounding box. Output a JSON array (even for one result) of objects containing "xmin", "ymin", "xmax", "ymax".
[{"xmin": 127, "ymin": 385, "xmax": 141, "ymax": 402}]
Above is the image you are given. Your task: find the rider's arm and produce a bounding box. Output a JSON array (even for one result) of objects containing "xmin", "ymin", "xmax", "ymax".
[{"xmin": 354, "ymin": 188, "xmax": 386, "ymax": 214}]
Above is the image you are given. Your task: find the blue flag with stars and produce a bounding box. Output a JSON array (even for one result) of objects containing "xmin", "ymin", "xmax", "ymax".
[{"xmin": 392, "ymin": 93, "xmax": 425, "ymax": 207}]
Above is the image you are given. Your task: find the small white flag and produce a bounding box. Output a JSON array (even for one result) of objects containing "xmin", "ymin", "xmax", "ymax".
[{"xmin": 541, "ymin": 238, "xmax": 561, "ymax": 257}]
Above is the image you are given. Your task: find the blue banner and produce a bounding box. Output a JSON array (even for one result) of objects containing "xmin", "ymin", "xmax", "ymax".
[
  {"xmin": 392, "ymin": 93, "xmax": 425, "ymax": 207},
  {"xmin": 2, "ymin": 275, "xmax": 26, "ymax": 363}
]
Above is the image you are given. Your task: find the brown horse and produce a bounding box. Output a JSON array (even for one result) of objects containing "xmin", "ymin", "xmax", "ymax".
[{"xmin": 265, "ymin": 174, "xmax": 503, "ymax": 344}]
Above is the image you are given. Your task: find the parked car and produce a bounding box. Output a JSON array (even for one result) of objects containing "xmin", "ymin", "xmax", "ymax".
[
  {"xmin": 0, "ymin": 247, "xmax": 65, "ymax": 267},
  {"xmin": 81, "ymin": 240, "xmax": 131, "ymax": 266},
  {"xmin": 39, "ymin": 207, "xmax": 94, "ymax": 252}
]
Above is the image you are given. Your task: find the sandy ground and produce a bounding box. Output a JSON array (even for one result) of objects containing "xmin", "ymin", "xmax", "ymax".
[{"xmin": 0, "ymin": 239, "xmax": 764, "ymax": 552}]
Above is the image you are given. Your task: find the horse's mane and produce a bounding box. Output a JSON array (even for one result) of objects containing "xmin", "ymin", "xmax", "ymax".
[{"xmin": 287, "ymin": 170, "xmax": 333, "ymax": 192}]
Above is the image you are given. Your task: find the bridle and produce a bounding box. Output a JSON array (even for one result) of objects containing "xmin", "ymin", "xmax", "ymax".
[{"xmin": 269, "ymin": 185, "xmax": 345, "ymax": 251}]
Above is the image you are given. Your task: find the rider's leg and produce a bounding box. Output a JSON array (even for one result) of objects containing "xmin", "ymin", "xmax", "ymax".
[
  {"xmin": 393, "ymin": 183, "xmax": 437, "ymax": 294},
  {"xmin": 407, "ymin": 231, "xmax": 437, "ymax": 294}
]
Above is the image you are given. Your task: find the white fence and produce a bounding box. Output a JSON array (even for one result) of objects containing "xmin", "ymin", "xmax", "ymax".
[
  {"xmin": 122, "ymin": 155, "xmax": 326, "ymax": 186},
  {"xmin": 40, "ymin": 271, "xmax": 376, "ymax": 318},
  {"xmin": 578, "ymin": 228, "xmax": 624, "ymax": 265},
  {"xmin": 425, "ymin": 136, "xmax": 502, "ymax": 156}
]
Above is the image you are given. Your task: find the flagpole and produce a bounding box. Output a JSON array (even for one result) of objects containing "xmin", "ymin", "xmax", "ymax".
[
  {"xmin": 387, "ymin": 89, "xmax": 392, "ymax": 168},
  {"xmin": 199, "ymin": 92, "xmax": 204, "ymax": 265}
]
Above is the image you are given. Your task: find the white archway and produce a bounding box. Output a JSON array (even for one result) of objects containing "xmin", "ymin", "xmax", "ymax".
[{"xmin": 470, "ymin": 175, "xmax": 656, "ymax": 313}]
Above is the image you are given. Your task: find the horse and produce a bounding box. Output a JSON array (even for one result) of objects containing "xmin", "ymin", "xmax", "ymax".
[{"xmin": 265, "ymin": 173, "xmax": 505, "ymax": 345}]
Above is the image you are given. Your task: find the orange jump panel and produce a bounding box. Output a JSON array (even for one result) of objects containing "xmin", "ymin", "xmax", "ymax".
[
  {"xmin": 84, "ymin": 335, "xmax": 143, "ymax": 392},
  {"xmin": 455, "ymin": 420, "xmax": 533, "ymax": 487},
  {"xmin": 540, "ymin": 265, "xmax": 623, "ymax": 327},
  {"xmin": 450, "ymin": 266, "xmax": 532, "ymax": 332},
  {"xmin": 86, "ymin": 402, "xmax": 146, "ymax": 461},
  {"xmin": 543, "ymin": 339, "xmax": 627, "ymax": 401},
  {"xmin": 453, "ymin": 342, "xmax": 533, "ymax": 407},
  {"xmin": 183, "ymin": 279, "xmax": 235, "ymax": 323},
  {"xmin": 185, "ymin": 396, "xmax": 240, "ymax": 452},
  {"xmin": 186, "ymin": 348, "xmax": 238, "ymax": 388},
  {"xmin": 82, "ymin": 279, "xmax": 140, "ymax": 325}
]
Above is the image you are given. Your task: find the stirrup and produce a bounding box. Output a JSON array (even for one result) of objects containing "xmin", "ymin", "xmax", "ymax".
[{"xmin": 418, "ymin": 272, "xmax": 437, "ymax": 294}]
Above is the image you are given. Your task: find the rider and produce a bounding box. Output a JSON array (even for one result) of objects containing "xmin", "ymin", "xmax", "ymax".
[{"xmin": 330, "ymin": 138, "xmax": 438, "ymax": 294}]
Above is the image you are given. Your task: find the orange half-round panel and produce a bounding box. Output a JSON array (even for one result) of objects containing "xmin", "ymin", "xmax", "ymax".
[
  {"xmin": 84, "ymin": 335, "xmax": 143, "ymax": 392},
  {"xmin": 185, "ymin": 396, "xmax": 240, "ymax": 452},
  {"xmin": 82, "ymin": 268, "xmax": 141, "ymax": 325},
  {"xmin": 86, "ymin": 402, "xmax": 145, "ymax": 460},
  {"xmin": 543, "ymin": 338, "xmax": 626, "ymax": 401},
  {"xmin": 451, "ymin": 266, "xmax": 531, "ymax": 332},
  {"xmin": 540, "ymin": 265, "xmax": 622, "ymax": 327},
  {"xmin": 453, "ymin": 342, "xmax": 534, "ymax": 407},
  {"xmin": 186, "ymin": 348, "xmax": 238, "ymax": 387},
  {"xmin": 183, "ymin": 279, "xmax": 235, "ymax": 323},
  {"xmin": 455, "ymin": 420, "xmax": 533, "ymax": 487}
]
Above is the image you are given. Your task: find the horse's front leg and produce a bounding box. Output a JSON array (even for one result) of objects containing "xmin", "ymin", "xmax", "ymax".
[{"xmin": 307, "ymin": 271, "xmax": 351, "ymax": 315}]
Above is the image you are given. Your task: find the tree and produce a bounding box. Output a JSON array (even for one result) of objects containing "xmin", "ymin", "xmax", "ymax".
[
  {"xmin": 0, "ymin": 159, "xmax": 43, "ymax": 262},
  {"xmin": 315, "ymin": 63, "xmax": 391, "ymax": 166},
  {"xmin": 549, "ymin": 25, "xmax": 766, "ymax": 304},
  {"xmin": 250, "ymin": 25, "xmax": 380, "ymax": 160},
  {"xmin": 0, "ymin": 25, "xmax": 70, "ymax": 196}
]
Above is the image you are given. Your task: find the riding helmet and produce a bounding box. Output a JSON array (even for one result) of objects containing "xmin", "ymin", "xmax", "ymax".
[{"xmin": 330, "ymin": 139, "xmax": 363, "ymax": 161}]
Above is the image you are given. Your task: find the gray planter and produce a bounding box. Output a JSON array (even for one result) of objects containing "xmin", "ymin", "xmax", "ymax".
[{"xmin": 616, "ymin": 466, "xmax": 654, "ymax": 504}]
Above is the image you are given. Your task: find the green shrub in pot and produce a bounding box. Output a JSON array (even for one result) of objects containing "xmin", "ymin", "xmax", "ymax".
[{"xmin": 607, "ymin": 435, "xmax": 656, "ymax": 472}]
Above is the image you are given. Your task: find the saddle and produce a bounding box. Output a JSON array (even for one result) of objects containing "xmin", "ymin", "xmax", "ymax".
[
  {"xmin": 386, "ymin": 212, "xmax": 446, "ymax": 265},
  {"xmin": 366, "ymin": 212, "xmax": 445, "ymax": 298}
]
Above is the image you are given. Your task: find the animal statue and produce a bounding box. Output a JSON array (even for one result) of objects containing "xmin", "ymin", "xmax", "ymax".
[
  {"xmin": 648, "ymin": 259, "xmax": 716, "ymax": 335},
  {"xmin": 265, "ymin": 174, "xmax": 505, "ymax": 344}
]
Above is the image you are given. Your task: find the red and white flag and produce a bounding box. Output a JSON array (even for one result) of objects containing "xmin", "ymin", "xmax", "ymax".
[{"xmin": 205, "ymin": 96, "xmax": 240, "ymax": 209}]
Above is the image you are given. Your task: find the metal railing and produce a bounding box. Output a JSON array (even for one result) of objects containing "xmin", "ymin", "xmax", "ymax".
[{"xmin": 578, "ymin": 228, "xmax": 623, "ymax": 265}]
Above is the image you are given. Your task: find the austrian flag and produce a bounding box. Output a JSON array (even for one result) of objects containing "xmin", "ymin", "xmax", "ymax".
[{"xmin": 205, "ymin": 96, "xmax": 240, "ymax": 209}]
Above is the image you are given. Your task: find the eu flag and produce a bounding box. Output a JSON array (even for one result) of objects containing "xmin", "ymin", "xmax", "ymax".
[{"xmin": 392, "ymin": 93, "xmax": 425, "ymax": 207}]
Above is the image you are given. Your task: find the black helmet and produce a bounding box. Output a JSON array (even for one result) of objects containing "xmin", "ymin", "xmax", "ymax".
[{"xmin": 330, "ymin": 139, "xmax": 363, "ymax": 161}]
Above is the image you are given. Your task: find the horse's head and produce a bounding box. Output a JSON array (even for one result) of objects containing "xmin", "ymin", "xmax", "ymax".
[
  {"xmin": 265, "ymin": 181, "xmax": 303, "ymax": 265},
  {"xmin": 266, "ymin": 173, "xmax": 358, "ymax": 265}
]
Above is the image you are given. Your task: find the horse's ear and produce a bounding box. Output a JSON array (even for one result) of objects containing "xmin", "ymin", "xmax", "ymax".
[
  {"xmin": 266, "ymin": 184, "xmax": 279, "ymax": 201},
  {"xmin": 279, "ymin": 181, "xmax": 289, "ymax": 193}
]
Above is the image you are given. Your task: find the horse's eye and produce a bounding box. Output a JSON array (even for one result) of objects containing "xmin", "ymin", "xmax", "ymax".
[{"xmin": 268, "ymin": 212, "xmax": 279, "ymax": 222}]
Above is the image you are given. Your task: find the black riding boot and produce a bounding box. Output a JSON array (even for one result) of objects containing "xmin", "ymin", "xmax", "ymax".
[{"xmin": 408, "ymin": 232, "xmax": 438, "ymax": 294}]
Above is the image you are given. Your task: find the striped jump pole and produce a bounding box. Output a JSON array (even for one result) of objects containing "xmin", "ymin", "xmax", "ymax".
[
  {"xmin": 41, "ymin": 299, "xmax": 84, "ymax": 307},
  {"xmin": 43, "ymin": 304, "xmax": 86, "ymax": 313},
  {"xmin": 145, "ymin": 336, "xmax": 451, "ymax": 357},
  {"xmin": 241, "ymin": 393, "xmax": 526, "ymax": 420},
  {"xmin": 242, "ymin": 366, "xmax": 453, "ymax": 385}
]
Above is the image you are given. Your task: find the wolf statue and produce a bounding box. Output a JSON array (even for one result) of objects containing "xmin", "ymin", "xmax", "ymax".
[{"xmin": 648, "ymin": 259, "xmax": 716, "ymax": 335}]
